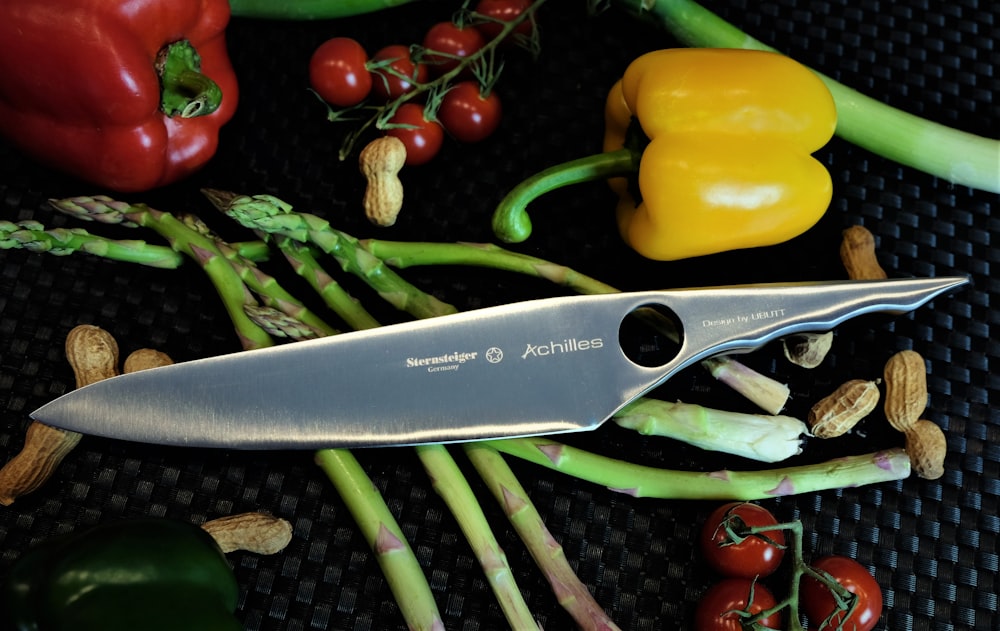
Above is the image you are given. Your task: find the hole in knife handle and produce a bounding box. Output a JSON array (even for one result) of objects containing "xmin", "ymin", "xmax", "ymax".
[{"xmin": 618, "ymin": 304, "xmax": 683, "ymax": 368}]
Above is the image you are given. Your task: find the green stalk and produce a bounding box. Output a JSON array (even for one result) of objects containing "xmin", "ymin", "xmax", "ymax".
[
  {"xmin": 486, "ymin": 437, "xmax": 911, "ymax": 500},
  {"xmin": 203, "ymin": 189, "xmax": 457, "ymax": 320},
  {"xmin": 243, "ymin": 305, "xmax": 329, "ymax": 340},
  {"xmin": 49, "ymin": 196, "xmax": 273, "ymax": 350},
  {"xmin": 315, "ymin": 449, "xmax": 445, "ymax": 631},
  {"xmin": 275, "ymin": 238, "xmax": 383, "ymax": 331},
  {"xmin": 359, "ymin": 237, "xmax": 791, "ymax": 414},
  {"xmin": 257, "ymin": 278, "xmax": 534, "ymax": 629},
  {"xmin": 464, "ymin": 444, "xmax": 620, "ymax": 631},
  {"xmin": 157, "ymin": 40, "xmax": 222, "ymax": 118},
  {"xmin": 227, "ymin": 0, "xmax": 420, "ymax": 20},
  {"xmin": 180, "ymin": 214, "xmax": 340, "ymax": 337},
  {"xmin": 360, "ymin": 239, "xmax": 620, "ymax": 295},
  {"xmin": 491, "ymin": 149, "xmax": 638, "ymax": 244},
  {"xmin": 1, "ymin": 219, "xmax": 183, "ymax": 268},
  {"xmin": 701, "ymin": 356, "xmax": 791, "ymax": 416},
  {"xmin": 612, "ymin": 0, "xmax": 1000, "ymax": 193},
  {"xmin": 613, "ymin": 399, "xmax": 806, "ymax": 463},
  {"xmin": 414, "ymin": 445, "xmax": 538, "ymax": 629}
]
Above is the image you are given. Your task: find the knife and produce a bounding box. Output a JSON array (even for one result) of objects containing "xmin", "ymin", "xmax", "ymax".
[{"xmin": 30, "ymin": 276, "xmax": 968, "ymax": 450}]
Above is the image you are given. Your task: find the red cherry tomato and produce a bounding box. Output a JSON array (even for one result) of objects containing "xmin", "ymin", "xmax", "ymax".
[
  {"xmin": 422, "ymin": 22, "xmax": 486, "ymax": 76},
  {"xmin": 438, "ymin": 82, "xmax": 502, "ymax": 143},
  {"xmin": 473, "ymin": 0, "xmax": 533, "ymax": 41},
  {"xmin": 700, "ymin": 503, "xmax": 787, "ymax": 579},
  {"xmin": 308, "ymin": 37, "xmax": 373, "ymax": 107},
  {"xmin": 695, "ymin": 579, "xmax": 782, "ymax": 631},
  {"xmin": 801, "ymin": 556, "xmax": 883, "ymax": 631},
  {"xmin": 370, "ymin": 44, "xmax": 429, "ymax": 101},
  {"xmin": 386, "ymin": 103, "xmax": 444, "ymax": 166}
]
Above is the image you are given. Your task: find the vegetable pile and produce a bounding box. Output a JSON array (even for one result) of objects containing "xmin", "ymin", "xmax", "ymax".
[{"xmin": 0, "ymin": 0, "xmax": 994, "ymax": 629}]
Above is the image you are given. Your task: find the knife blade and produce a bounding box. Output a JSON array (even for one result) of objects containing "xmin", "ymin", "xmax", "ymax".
[{"xmin": 30, "ymin": 276, "xmax": 968, "ymax": 449}]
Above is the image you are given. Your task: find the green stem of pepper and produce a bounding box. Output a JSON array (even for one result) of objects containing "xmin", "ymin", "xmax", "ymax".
[
  {"xmin": 157, "ymin": 40, "xmax": 223, "ymax": 118},
  {"xmin": 611, "ymin": 0, "xmax": 1000, "ymax": 194},
  {"xmin": 491, "ymin": 148, "xmax": 638, "ymax": 244}
]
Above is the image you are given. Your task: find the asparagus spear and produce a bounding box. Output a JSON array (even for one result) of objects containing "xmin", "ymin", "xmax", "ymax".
[
  {"xmin": 1, "ymin": 219, "xmax": 183, "ymax": 268},
  {"xmin": 464, "ymin": 444, "xmax": 621, "ymax": 631},
  {"xmin": 49, "ymin": 196, "xmax": 274, "ymax": 350},
  {"xmin": 415, "ymin": 445, "xmax": 539, "ymax": 629},
  {"xmin": 486, "ymin": 437, "xmax": 911, "ymax": 500},
  {"xmin": 202, "ymin": 189, "xmax": 457, "ymax": 320},
  {"xmin": 614, "ymin": 399, "xmax": 806, "ymax": 463},
  {"xmin": 316, "ymin": 449, "xmax": 446, "ymax": 631},
  {"xmin": 180, "ymin": 213, "xmax": 340, "ymax": 337}
]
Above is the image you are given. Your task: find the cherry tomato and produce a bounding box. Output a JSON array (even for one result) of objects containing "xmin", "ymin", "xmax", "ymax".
[
  {"xmin": 386, "ymin": 103, "xmax": 444, "ymax": 166},
  {"xmin": 695, "ymin": 579, "xmax": 782, "ymax": 631},
  {"xmin": 700, "ymin": 503, "xmax": 787, "ymax": 579},
  {"xmin": 801, "ymin": 556, "xmax": 883, "ymax": 631},
  {"xmin": 370, "ymin": 45, "xmax": 429, "ymax": 101},
  {"xmin": 309, "ymin": 38, "xmax": 373, "ymax": 107},
  {"xmin": 473, "ymin": 0, "xmax": 534, "ymax": 41},
  {"xmin": 438, "ymin": 82, "xmax": 503, "ymax": 143},
  {"xmin": 422, "ymin": 22, "xmax": 486, "ymax": 76}
]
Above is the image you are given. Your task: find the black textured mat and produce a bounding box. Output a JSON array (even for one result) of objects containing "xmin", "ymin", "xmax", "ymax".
[{"xmin": 1, "ymin": 1, "xmax": 996, "ymax": 629}]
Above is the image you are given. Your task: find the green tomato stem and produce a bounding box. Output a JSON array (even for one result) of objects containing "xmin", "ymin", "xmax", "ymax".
[
  {"xmin": 491, "ymin": 149, "xmax": 638, "ymax": 243},
  {"xmin": 613, "ymin": 0, "xmax": 1000, "ymax": 193},
  {"xmin": 315, "ymin": 449, "xmax": 445, "ymax": 631},
  {"xmin": 485, "ymin": 437, "xmax": 911, "ymax": 500}
]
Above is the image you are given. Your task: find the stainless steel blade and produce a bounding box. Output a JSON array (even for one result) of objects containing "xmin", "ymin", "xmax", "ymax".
[{"xmin": 31, "ymin": 276, "xmax": 968, "ymax": 449}]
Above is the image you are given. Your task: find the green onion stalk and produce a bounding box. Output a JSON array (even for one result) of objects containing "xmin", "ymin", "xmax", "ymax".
[{"xmin": 609, "ymin": 0, "xmax": 1000, "ymax": 193}]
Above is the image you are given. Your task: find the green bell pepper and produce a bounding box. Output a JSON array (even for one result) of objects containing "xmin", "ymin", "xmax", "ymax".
[{"xmin": 1, "ymin": 518, "xmax": 241, "ymax": 631}]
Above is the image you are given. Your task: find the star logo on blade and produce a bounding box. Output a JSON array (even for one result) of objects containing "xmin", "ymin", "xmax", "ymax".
[{"xmin": 485, "ymin": 347, "xmax": 503, "ymax": 363}]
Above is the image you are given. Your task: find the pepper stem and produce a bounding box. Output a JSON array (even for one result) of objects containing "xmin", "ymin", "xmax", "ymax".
[
  {"xmin": 491, "ymin": 148, "xmax": 639, "ymax": 243},
  {"xmin": 157, "ymin": 40, "xmax": 223, "ymax": 118}
]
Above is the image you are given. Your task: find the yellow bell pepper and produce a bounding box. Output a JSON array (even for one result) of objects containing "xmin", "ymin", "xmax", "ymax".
[{"xmin": 492, "ymin": 48, "xmax": 838, "ymax": 261}]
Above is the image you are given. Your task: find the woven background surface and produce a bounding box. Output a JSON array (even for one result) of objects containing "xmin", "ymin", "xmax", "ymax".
[{"xmin": 1, "ymin": 0, "xmax": 996, "ymax": 629}]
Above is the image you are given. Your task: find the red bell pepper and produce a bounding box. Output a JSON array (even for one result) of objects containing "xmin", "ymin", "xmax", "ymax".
[{"xmin": 0, "ymin": 0, "xmax": 239, "ymax": 193}]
